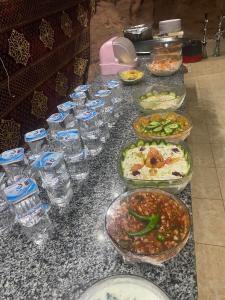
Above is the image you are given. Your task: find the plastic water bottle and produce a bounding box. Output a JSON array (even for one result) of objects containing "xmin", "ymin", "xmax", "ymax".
[
  {"xmin": 32, "ymin": 152, "xmax": 73, "ymax": 208},
  {"xmin": 74, "ymin": 84, "xmax": 91, "ymax": 99},
  {"xmin": 86, "ymin": 99, "xmax": 110, "ymax": 143},
  {"xmin": 94, "ymin": 89, "xmax": 115, "ymax": 128},
  {"xmin": 55, "ymin": 129, "xmax": 89, "ymax": 182},
  {"xmin": 47, "ymin": 112, "xmax": 71, "ymax": 136},
  {"xmin": 76, "ymin": 110, "xmax": 103, "ymax": 157},
  {"xmin": 105, "ymin": 80, "xmax": 123, "ymax": 119},
  {"xmin": 0, "ymin": 173, "xmax": 15, "ymax": 236},
  {"xmin": 0, "ymin": 148, "xmax": 29, "ymax": 183},
  {"xmin": 4, "ymin": 178, "xmax": 53, "ymax": 245},
  {"xmin": 57, "ymin": 101, "xmax": 79, "ymax": 129},
  {"xmin": 24, "ymin": 128, "xmax": 49, "ymax": 161}
]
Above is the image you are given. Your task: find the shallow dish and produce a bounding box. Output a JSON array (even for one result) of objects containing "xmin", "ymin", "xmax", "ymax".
[
  {"xmin": 133, "ymin": 112, "xmax": 192, "ymax": 142},
  {"xmin": 135, "ymin": 83, "xmax": 186, "ymax": 114},
  {"xmin": 106, "ymin": 188, "xmax": 190, "ymax": 265},
  {"xmin": 79, "ymin": 275, "xmax": 170, "ymax": 299},
  {"xmin": 118, "ymin": 69, "xmax": 144, "ymax": 85},
  {"xmin": 119, "ymin": 140, "xmax": 192, "ymax": 193}
]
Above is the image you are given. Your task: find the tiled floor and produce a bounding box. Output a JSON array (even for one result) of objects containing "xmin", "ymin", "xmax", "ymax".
[{"xmin": 185, "ymin": 51, "xmax": 225, "ymax": 299}]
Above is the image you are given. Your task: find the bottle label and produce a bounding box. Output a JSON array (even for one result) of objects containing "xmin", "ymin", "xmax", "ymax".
[
  {"xmin": 76, "ymin": 110, "xmax": 97, "ymax": 121},
  {"xmin": 86, "ymin": 99, "xmax": 105, "ymax": 109},
  {"xmin": 57, "ymin": 101, "xmax": 76, "ymax": 112},
  {"xmin": 4, "ymin": 178, "xmax": 38, "ymax": 203},
  {"xmin": 32, "ymin": 152, "xmax": 63, "ymax": 169},
  {"xmin": 0, "ymin": 148, "xmax": 25, "ymax": 165},
  {"xmin": 106, "ymin": 80, "xmax": 120, "ymax": 89},
  {"xmin": 47, "ymin": 112, "xmax": 69, "ymax": 123},
  {"xmin": 95, "ymin": 89, "xmax": 111, "ymax": 97},
  {"xmin": 25, "ymin": 128, "xmax": 47, "ymax": 142},
  {"xmin": 75, "ymin": 84, "xmax": 91, "ymax": 92},
  {"xmin": 56, "ymin": 129, "xmax": 80, "ymax": 141}
]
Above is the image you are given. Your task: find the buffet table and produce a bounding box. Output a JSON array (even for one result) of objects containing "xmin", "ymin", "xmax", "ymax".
[{"xmin": 0, "ymin": 58, "xmax": 197, "ymax": 300}]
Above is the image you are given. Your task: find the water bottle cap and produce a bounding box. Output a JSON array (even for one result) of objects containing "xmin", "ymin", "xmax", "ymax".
[
  {"xmin": 0, "ymin": 148, "xmax": 25, "ymax": 165},
  {"xmin": 57, "ymin": 101, "xmax": 76, "ymax": 112},
  {"xmin": 24, "ymin": 128, "xmax": 47, "ymax": 142},
  {"xmin": 75, "ymin": 84, "xmax": 91, "ymax": 92},
  {"xmin": 32, "ymin": 151, "xmax": 63, "ymax": 169},
  {"xmin": 69, "ymin": 91, "xmax": 86, "ymax": 101},
  {"xmin": 4, "ymin": 178, "xmax": 38, "ymax": 203},
  {"xmin": 76, "ymin": 110, "xmax": 97, "ymax": 121},
  {"xmin": 95, "ymin": 89, "xmax": 111, "ymax": 97},
  {"xmin": 106, "ymin": 80, "xmax": 120, "ymax": 89},
  {"xmin": 55, "ymin": 129, "xmax": 80, "ymax": 141},
  {"xmin": 47, "ymin": 112, "xmax": 69, "ymax": 123},
  {"xmin": 86, "ymin": 99, "xmax": 105, "ymax": 109}
]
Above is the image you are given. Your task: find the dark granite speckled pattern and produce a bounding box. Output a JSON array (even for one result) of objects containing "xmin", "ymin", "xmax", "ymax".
[{"xmin": 0, "ymin": 58, "xmax": 197, "ymax": 300}]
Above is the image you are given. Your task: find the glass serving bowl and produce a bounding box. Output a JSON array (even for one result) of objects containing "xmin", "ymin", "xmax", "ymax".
[
  {"xmin": 79, "ymin": 275, "xmax": 171, "ymax": 300},
  {"xmin": 132, "ymin": 112, "xmax": 192, "ymax": 142},
  {"xmin": 105, "ymin": 188, "xmax": 191, "ymax": 265},
  {"xmin": 119, "ymin": 139, "xmax": 192, "ymax": 194},
  {"xmin": 135, "ymin": 83, "xmax": 186, "ymax": 114}
]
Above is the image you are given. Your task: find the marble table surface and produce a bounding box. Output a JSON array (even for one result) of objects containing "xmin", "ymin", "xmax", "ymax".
[{"xmin": 0, "ymin": 58, "xmax": 197, "ymax": 300}]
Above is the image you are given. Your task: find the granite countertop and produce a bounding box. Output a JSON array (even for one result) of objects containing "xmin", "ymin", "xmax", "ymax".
[{"xmin": 0, "ymin": 58, "xmax": 197, "ymax": 300}]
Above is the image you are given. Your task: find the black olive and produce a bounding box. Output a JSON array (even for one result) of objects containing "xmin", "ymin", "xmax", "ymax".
[
  {"xmin": 172, "ymin": 171, "xmax": 182, "ymax": 177},
  {"xmin": 150, "ymin": 157, "xmax": 157, "ymax": 165},
  {"xmin": 172, "ymin": 147, "xmax": 179, "ymax": 153},
  {"xmin": 132, "ymin": 170, "xmax": 140, "ymax": 176}
]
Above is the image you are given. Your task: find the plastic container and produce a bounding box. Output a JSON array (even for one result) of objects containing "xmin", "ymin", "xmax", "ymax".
[
  {"xmin": 24, "ymin": 128, "xmax": 49, "ymax": 159},
  {"xmin": 32, "ymin": 152, "xmax": 73, "ymax": 208},
  {"xmin": 69, "ymin": 91, "xmax": 87, "ymax": 110},
  {"xmin": 79, "ymin": 275, "xmax": 170, "ymax": 300},
  {"xmin": 74, "ymin": 84, "xmax": 91, "ymax": 99},
  {"xmin": 119, "ymin": 140, "xmax": 192, "ymax": 194},
  {"xmin": 55, "ymin": 129, "xmax": 89, "ymax": 181},
  {"xmin": 47, "ymin": 112, "xmax": 71, "ymax": 137},
  {"xmin": 0, "ymin": 148, "xmax": 29, "ymax": 183},
  {"xmin": 94, "ymin": 89, "xmax": 115, "ymax": 128},
  {"xmin": 132, "ymin": 112, "xmax": 192, "ymax": 142},
  {"xmin": 0, "ymin": 172, "xmax": 15, "ymax": 236},
  {"xmin": 4, "ymin": 178, "xmax": 53, "ymax": 245},
  {"xmin": 105, "ymin": 188, "xmax": 190, "ymax": 265},
  {"xmin": 135, "ymin": 83, "xmax": 186, "ymax": 114}
]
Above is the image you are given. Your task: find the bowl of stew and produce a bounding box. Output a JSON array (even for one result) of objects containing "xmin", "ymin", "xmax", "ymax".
[{"xmin": 106, "ymin": 188, "xmax": 191, "ymax": 265}]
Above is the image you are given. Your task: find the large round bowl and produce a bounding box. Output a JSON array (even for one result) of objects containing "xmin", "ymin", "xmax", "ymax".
[
  {"xmin": 79, "ymin": 275, "xmax": 171, "ymax": 300},
  {"xmin": 119, "ymin": 139, "xmax": 192, "ymax": 194},
  {"xmin": 147, "ymin": 55, "xmax": 182, "ymax": 77},
  {"xmin": 105, "ymin": 188, "xmax": 191, "ymax": 265},
  {"xmin": 132, "ymin": 112, "xmax": 192, "ymax": 142},
  {"xmin": 135, "ymin": 83, "xmax": 186, "ymax": 114}
]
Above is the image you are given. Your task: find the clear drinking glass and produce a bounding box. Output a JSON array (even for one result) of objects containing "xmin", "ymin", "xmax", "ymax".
[
  {"xmin": 94, "ymin": 89, "xmax": 115, "ymax": 128},
  {"xmin": 32, "ymin": 152, "xmax": 73, "ymax": 208},
  {"xmin": 86, "ymin": 99, "xmax": 110, "ymax": 143},
  {"xmin": 76, "ymin": 110, "xmax": 103, "ymax": 157},
  {"xmin": 0, "ymin": 148, "xmax": 29, "ymax": 183},
  {"xmin": 55, "ymin": 129, "xmax": 89, "ymax": 181},
  {"xmin": 24, "ymin": 128, "xmax": 49, "ymax": 160},
  {"xmin": 4, "ymin": 178, "xmax": 53, "ymax": 245}
]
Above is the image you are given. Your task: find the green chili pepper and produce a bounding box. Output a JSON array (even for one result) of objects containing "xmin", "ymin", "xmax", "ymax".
[
  {"xmin": 157, "ymin": 234, "xmax": 165, "ymax": 242},
  {"xmin": 127, "ymin": 213, "xmax": 160, "ymax": 237},
  {"xmin": 128, "ymin": 208, "xmax": 152, "ymax": 222}
]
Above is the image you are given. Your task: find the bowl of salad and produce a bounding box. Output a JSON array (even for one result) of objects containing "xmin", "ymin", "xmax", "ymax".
[
  {"xmin": 135, "ymin": 83, "xmax": 186, "ymax": 114},
  {"xmin": 106, "ymin": 188, "xmax": 191, "ymax": 265},
  {"xmin": 133, "ymin": 112, "xmax": 192, "ymax": 142},
  {"xmin": 119, "ymin": 140, "xmax": 192, "ymax": 193}
]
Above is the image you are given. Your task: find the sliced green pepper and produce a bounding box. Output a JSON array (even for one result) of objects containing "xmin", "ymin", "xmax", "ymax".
[
  {"xmin": 157, "ymin": 234, "xmax": 165, "ymax": 242},
  {"xmin": 127, "ymin": 213, "xmax": 160, "ymax": 237},
  {"xmin": 128, "ymin": 208, "xmax": 152, "ymax": 222}
]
